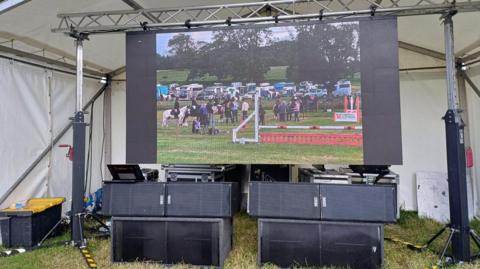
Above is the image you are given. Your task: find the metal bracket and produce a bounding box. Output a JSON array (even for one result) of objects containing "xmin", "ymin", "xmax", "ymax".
[
  {"xmin": 140, "ymin": 21, "xmax": 149, "ymax": 31},
  {"xmin": 184, "ymin": 19, "xmax": 192, "ymax": 29},
  {"xmin": 68, "ymin": 27, "xmax": 90, "ymax": 41}
]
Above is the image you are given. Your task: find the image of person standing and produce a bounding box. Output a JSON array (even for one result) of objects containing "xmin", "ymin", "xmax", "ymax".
[
  {"xmin": 241, "ymin": 99, "xmax": 249, "ymax": 121},
  {"xmin": 259, "ymin": 101, "xmax": 266, "ymax": 125},
  {"xmin": 231, "ymin": 97, "xmax": 238, "ymax": 123},
  {"xmin": 199, "ymin": 103, "xmax": 208, "ymax": 128},
  {"xmin": 225, "ymin": 99, "xmax": 232, "ymax": 124},
  {"xmin": 207, "ymin": 99, "xmax": 214, "ymax": 128},
  {"xmin": 278, "ymin": 100, "xmax": 287, "ymax": 122},
  {"xmin": 293, "ymin": 97, "xmax": 301, "ymax": 121},
  {"xmin": 273, "ymin": 98, "xmax": 280, "ymax": 120},
  {"xmin": 172, "ymin": 97, "xmax": 180, "ymax": 118}
]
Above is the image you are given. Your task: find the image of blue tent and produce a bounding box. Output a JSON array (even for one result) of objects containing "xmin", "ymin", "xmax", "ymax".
[{"xmin": 156, "ymin": 84, "xmax": 169, "ymax": 100}]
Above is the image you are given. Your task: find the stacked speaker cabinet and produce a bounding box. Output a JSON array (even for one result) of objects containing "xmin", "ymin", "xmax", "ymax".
[
  {"xmin": 258, "ymin": 219, "xmax": 384, "ymax": 269},
  {"xmin": 103, "ymin": 182, "xmax": 165, "ymax": 216},
  {"xmin": 248, "ymin": 182, "xmax": 320, "ymax": 219},
  {"xmin": 249, "ymin": 181, "xmax": 396, "ymax": 269},
  {"xmin": 103, "ymin": 181, "xmax": 239, "ymax": 268},
  {"xmin": 165, "ymin": 182, "xmax": 239, "ymax": 217},
  {"xmin": 248, "ymin": 182, "xmax": 396, "ymax": 222},
  {"xmin": 112, "ymin": 217, "xmax": 231, "ymax": 268},
  {"xmin": 103, "ymin": 182, "xmax": 238, "ymax": 218}
]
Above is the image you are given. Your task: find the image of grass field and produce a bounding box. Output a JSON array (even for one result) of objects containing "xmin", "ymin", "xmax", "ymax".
[
  {"xmin": 157, "ymin": 98, "xmax": 363, "ymax": 164},
  {"xmin": 157, "ymin": 66, "xmax": 289, "ymax": 84},
  {"xmin": 2, "ymin": 212, "xmax": 480, "ymax": 269}
]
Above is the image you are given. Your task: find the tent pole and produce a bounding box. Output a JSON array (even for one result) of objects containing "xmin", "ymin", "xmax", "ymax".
[
  {"xmin": 71, "ymin": 35, "xmax": 88, "ymax": 247},
  {"xmin": 443, "ymin": 11, "xmax": 471, "ymax": 262},
  {"xmin": 460, "ymin": 71, "xmax": 480, "ymax": 99}
]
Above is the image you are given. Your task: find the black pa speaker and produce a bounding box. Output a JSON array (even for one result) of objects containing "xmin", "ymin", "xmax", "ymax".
[
  {"xmin": 248, "ymin": 182, "xmax": 397, "ymax": 222},
  {"xmin": 248, "ymin": 182, "xmax": 320, "ymax": 219},
  {"xmin": 320, "ymin": 184, "xmax": 397, "ymax": 222},
  {"xmin": 112, "ymin": 217, "xmax": 232, "ymax": 268},
  {"xmin": 165, "ymin": 182, "xmax": 239, "ymax": 217},
  {"xmin": 258, "ymin": 219, "xmax": 383, "ymax": 269},
  {"xmin": 103, "ymin": 182, "xmax": 239, "ymax": 217},
  {"xmin": 102, "ymin": 182, "xmax": 165, "ymax": 216}
]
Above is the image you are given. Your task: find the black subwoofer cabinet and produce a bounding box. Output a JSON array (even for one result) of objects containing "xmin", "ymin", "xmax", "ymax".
[
  {"xmin": 248, "ymin": 182, "xmax": 397, "ymax": 222},
  {"xmin": 102, "ymin": 182, "xmax": 239, "ymax": 217},
  {"xmin": 258, "ymin": 219, "xmax": 384, "ymax": 269},
  {"xmin": 112, "ymin": 217, "xmax": 232, "ymax": 268}
]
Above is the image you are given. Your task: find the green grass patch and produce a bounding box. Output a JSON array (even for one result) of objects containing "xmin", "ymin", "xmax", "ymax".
[
  {"xmin": 265, "ymin": 66, "xmax": 287, "ymax": 81},
  {"xmin": 157, "ymin": 70, "xmax": 189, "ymax": 83},
  {"xmin": 157, "ymin": 108, "xmax": 363, "ymax": 164},
  {"xmin": 2, "ymin": 212, "xmax": 480, "ymax": 268}
]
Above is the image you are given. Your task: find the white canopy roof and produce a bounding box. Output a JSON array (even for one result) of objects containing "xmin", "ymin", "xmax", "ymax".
[{"xmin": 0, "ymin": 0, "xmax": 479, "ymax": 75}]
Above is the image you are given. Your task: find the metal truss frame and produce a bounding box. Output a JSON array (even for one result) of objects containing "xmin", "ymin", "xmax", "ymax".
[{"xmin": 52, "ymin": 0, "xmax": 480, "ymax": 34}]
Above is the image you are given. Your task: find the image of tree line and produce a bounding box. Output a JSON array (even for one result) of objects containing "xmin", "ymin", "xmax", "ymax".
[{"xmin": 156, "ymin": 22, "xmax": 361, "ymax": 94}]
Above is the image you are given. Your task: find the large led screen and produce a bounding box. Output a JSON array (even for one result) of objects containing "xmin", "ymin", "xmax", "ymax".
[{"xmin": 126, "ymin": 17, "xmax": 402, "ymax": 165}]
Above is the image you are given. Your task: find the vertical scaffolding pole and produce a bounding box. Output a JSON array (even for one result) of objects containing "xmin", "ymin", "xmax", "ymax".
[
  {"xmin": 254, "ymin": 89, "xmax": 260, "ymax": 142},
  {"xmin": 71, "ymin": 38, "xmax": 86, "ymax": 247},
  {"xmin": 443, "ymin": 12, "xmax": 470, "ymax": 262}
]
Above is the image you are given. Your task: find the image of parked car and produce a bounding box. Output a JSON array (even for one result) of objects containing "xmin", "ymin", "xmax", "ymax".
[
  {"xmin": 305, "ymin": 87, "xmax": 327, "ymax": 98},
  {"xmin": 333, "ymin": 80, "xmax": 352, "ymax": 96}
]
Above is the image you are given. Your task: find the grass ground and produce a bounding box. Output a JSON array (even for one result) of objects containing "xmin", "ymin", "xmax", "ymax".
[
  {"xmin": 157, "ymin": 99, "xmax": 363, "ymax": 164},
  {"xmin": 2, "ymin": 212, "xmax": 480, "ymax": 269}
]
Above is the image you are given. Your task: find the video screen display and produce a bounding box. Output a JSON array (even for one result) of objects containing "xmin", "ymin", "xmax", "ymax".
[{"xmin": 126, "ymin": 17, "xmax": 402, "ymax": 165}]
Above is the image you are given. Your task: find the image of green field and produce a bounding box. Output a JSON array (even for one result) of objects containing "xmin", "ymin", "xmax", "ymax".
[
  {"xmin": 157, "ymin": 66, "xmax": 321, "ymax": 84},
  {"xmin": 157, "ymin": 67, "xmax": 361, "ymax": 87},
  {"xmin": 157, "ymin": 99, "xmax": 363, "ymax": 164}
]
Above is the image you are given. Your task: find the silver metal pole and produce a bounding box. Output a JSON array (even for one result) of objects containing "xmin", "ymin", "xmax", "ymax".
[
  {"xmin": 75, "ymin": 39, "xmax": 84, "ymax": 112},
  {"xmin": 444, "ymin": 15, "xmax": 460, "ymax": 121},
  {"xmin": 254, "ymin": 90, "xmax": 259, "ymax": 143},
  {"xmin": 443, "ymin": 12, "xmax": 471, "ymax": 262}
]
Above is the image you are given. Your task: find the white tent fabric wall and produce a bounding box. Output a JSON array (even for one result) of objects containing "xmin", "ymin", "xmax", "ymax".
[
  {"xmin": 391, "ymin": 69, "xmax": 449, "ymax": 211},
  {"xmin": 110, "ymin": 81, "xmax": 126, "ymax": 165},
  {"xmin": 466, "ymin": 65, "xmax": 480, "ymax": 213},
  {"xmin": 0, "ymin": 57, "xmax": 106, "ymax": 211}
]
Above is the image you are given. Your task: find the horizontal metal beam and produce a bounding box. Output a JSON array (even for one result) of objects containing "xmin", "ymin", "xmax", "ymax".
[
  {"xmin": 0, "ymin": 0, "xmax": 30, "ymax": 15},
  {"xmin": 0, "ymin": 45, "xmax": 105, "ymax": 78},
  {"xmin": 399, "ymin": 66, "xmax": 445, "ymax": 72},
  {"xmin": 0, "ymin": 31, "xmax": 109, "ymax": 72},
  {"xmin": 461, "ymin": 50, "xmax": 480, "ymax": 63},
  {"xmin": 51, "ymin": 0, "xmax": 480, "ymax": 34},
  {"xmin": 108, "ymin": 65, "xmax": 126, "ymax": 77},
  {"xmin": 121, "ymin": 0, "xmax": 160, "ymax": 23},
  {"xmin": 399, "ymin": 41, "xmax": 446, "ymax": 61}
]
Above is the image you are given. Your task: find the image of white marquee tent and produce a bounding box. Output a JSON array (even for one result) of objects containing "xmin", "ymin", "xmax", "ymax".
[{"xmin": 0, "ymin": 0, "xmax": 480, "ymax": 217}]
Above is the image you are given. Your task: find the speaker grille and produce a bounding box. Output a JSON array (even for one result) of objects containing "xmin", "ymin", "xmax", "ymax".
[
  {"xmin": 320, "ymin": 184, "xmax": 397, "ymax": 222},
  {"xmin": 249, "ymin": 182, "xmax": 320, "ymax": 219},
  {"xmin": 166, "ymin": 182, "xmax": 238, "ymax": 217},
  {"xmin": 112, "ymin": 217, "xmax": 231, "ymax": 267},
  {"xmin": 258, "ymin": 219, "xmax": 384, "ymax": 269}
]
